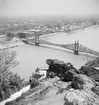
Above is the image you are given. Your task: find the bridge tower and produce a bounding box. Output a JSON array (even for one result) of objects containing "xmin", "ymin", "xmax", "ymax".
[
  {"xmin": 34, "ymin": 32, "xmax": 40, "ymax": 46},
  {"xmin": 74, "ymin": 40, "xmax": 79, "ymax": 55}
]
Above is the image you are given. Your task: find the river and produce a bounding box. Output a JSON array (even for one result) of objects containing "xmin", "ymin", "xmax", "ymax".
[{"xmin": 11, "ymin": 25, "xmax": 99, "ymax": 80}]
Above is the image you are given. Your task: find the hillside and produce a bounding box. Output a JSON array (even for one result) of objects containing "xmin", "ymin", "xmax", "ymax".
[{"xmin": 5, "ymin": 58, "xmax": 99, "ymax": 105}]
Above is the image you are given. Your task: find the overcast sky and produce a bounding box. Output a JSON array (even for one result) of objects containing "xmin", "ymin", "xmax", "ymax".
[{"xmin": 0, "ymin": 0, "xmax": 99, "ymax": 18}]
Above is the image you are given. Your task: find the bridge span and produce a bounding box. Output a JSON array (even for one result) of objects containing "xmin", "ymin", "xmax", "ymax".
[{"xmin": 23, "ymin": 35, "xmax": 99, "ymax": 56}]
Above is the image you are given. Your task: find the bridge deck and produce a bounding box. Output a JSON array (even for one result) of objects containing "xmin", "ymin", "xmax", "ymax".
[{"xmin": 26, "ymin": 37, "xmax": 99, "ymax": 56}]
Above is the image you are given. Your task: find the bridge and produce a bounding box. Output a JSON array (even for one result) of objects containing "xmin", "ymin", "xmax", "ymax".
[{"xmin": 24, "ymin": 34, "xmax": 99, "ymax": 56}]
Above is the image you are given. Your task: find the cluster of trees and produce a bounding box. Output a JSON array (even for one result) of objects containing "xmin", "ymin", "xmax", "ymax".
[
  {"xmin": 29, "ymin": 72, "xmax": 42, "ymax": 89},
  {"xmin": 6, "ymin": 32, "xmax": 27, "ymax": 41},
  {"xmin": 0, "ymin": 50, "xmax": 24, "ymax": 93},
  {"xmin": 6, "ymin": 32, "xmax": 15, "ymax": 41}
]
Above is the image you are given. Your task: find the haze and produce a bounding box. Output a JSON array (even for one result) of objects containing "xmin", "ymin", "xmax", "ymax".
[{"xmin": 0, "ymin": 0, "xmax": 99, "ymax": 18}]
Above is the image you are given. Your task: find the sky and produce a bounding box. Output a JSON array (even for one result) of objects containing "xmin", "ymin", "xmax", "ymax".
[{"xmin": 0, "ymin": 0, "xmax": 99, "ymax": 18}]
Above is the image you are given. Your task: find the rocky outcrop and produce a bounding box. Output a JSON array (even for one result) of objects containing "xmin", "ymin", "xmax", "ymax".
[
  {"xmin": 92, "ymin": 85, "xmax": 99, "ymax": 96},
  {"xmin": 46, "ymin": 59, "xmax": 99, "ymax": 105},
  {"xmin": 46, "ymin": 59, "xmax": 79, "ymax": 81},
  {"xmin": 5, "ymin": 58, "xmax": 99, "ymax": 105},
  {"xmin": 85, "ymin": 57, "xmax": 99, "ymax": 67},
  {"xmin": 64, "ymin": 74, "xmax": 99, "ymax": 105},
  {"xmin": 64, "ymin": 88, "xmax": 99, "ymax": 105},
  {"xmin": 79, "ymin": 57, "xmax": 99, "ymax": 82},
  {"xmin": 79, "ymin": 66, "xmax": 99, "ymax": 82},
  {"xmin": 71, "ymin": 74, "xmax": 96, "ymax": 90},
  {"xmin": 46, "ymin": 59, "xmax": 76, "ymax": 71},
  {"xmin": 61, "ymin": 69, "xmax": 78, "ymax": 82}
]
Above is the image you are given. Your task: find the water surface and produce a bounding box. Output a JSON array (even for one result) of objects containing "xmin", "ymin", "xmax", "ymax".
[{"xmin": 11, "ymin": 26, "xmax": 99, "ymax": 80}]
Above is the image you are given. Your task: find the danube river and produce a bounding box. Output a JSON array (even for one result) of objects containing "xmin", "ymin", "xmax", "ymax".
[{"xmin": 11, "ymin": 25, "xmax": 99, "ymax": 80}]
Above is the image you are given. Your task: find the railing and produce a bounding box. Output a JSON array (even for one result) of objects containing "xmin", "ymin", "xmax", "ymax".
[{"xmin": 0, "ymin": 82, "xmax": 29, "ymax": 102}]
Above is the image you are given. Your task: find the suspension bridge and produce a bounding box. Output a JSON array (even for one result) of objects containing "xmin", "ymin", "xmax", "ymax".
[{"xmin": 23, "ymin": 34, "xmax": 99, "ymax": 56}]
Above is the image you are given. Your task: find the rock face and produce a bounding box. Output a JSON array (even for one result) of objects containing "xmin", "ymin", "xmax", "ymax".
[
  {"xmin": 46, "ymin": 59, "xmax": 78, "ymax": 81},
  {"xmin": 79, "ymin": 57, "xmax": 99, "ymax": 82},
  {"xmin": 64, "ymin": 74, "xmax": 99, "ymax": 105},
  {"xmin": 71, "ymin": 74, "xmax": 96, "ymax": 90},
  {"xmin": 46, "ymin": 59, "xmax": 99, "ymax": 105},
  {"xmin": 64, "ymin": 89, "xmax": 99, "ymax": 105},
  {"xmin": 91, "ymin": 85, "xmax": 99, "ymax": 96},
  {"xmin": 79, "ymin": 66, "xmax": 99, "ymax": 82},
  {"xmin": 5, "ymin": 58, "xmax": 99, "ymax": 105},
  {"xmin": 85, "ymin": 57, "xmax": 99, "ymax": 67}
]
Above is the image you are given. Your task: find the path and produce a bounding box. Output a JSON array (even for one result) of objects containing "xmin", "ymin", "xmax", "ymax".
[{"xmin": 0, "ymin": 85, "xmax": 30, "ymax": 105}]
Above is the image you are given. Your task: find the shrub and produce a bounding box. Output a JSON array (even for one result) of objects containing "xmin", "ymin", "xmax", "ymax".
[
  {"xmin": 15, "ymin": 94, "xmax": 25, "ymax": 102},
  {"xmin": 30, "ymin": 79, "xmax": 39, "ymax": 89}
]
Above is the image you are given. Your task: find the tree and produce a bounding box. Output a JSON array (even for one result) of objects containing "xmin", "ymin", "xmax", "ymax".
[
  {"xmin": 9, "ymin": 73, "xmax": 24, "ymax": 88},
  {"xmin": 0, "ymin": 49, "xmax": 19, "ymax": 91},
  {"xmin": 6, "ymin": 32, "xmax": 15, "ymax": 41}
]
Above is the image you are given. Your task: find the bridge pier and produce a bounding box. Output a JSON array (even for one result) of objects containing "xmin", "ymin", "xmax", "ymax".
[
  {"xmin": 35, "ymin": 42, "xmax": 39, "ymax": 46},
  {"xmin": 74, "ymin": 50, "xmax": 79, "ymax": 55},
  {"xmin": 34, "ymin": 33, "xmax": 40, "ymax": 46}
]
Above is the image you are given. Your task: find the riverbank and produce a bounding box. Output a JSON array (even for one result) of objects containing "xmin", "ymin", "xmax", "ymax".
[{"xmin": 0, "ymin": 40, "xmax": 24, "ymax": 50}]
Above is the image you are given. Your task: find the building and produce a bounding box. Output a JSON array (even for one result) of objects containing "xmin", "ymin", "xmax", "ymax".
[
  {"xmin": 0, "ymin": 34, "xmax": 6, "ymax": 42},
  {"xmin": 35, "ymin": 67, "xmax": 48, "ymax": 80}
]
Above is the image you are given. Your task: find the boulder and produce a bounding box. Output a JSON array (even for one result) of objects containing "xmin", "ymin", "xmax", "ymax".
[
  {"xmin": 64, "ymin": 69, "xmax": 99, "ymax": 105},
  {"xmin": 62, "ymin": 69, "xmax": 78, "ymax": 82},
  {"xmin": 46, "ymin": 59, "xmax": 76, "ymax": 72},
  {"xmin": 71, "ymin": 74, "xmax": 96, "ymax": 90},
  {"xmin": 64, "ymin": 88, "xmax": 99, "ymax": 105},
  {"xmin": 46, "ymin": 59, "xmax": 77, "ymax": 81},
  {"xmin": 92, "ymin": 85, "xmax": 99, "ymax": 96},
  {"xmin": 46, "ymin": 59, "xmax": 54, "ymax": 65},
  {"xmin": 79, "ymin": 66, "xmax": 99, "ymax": 82}
]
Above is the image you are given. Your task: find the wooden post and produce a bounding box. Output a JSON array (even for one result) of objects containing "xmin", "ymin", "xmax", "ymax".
[
  {"xmin": 23, "ymin": 82, "xmax": 25, "ymax": 87},
  {"xmin": 9, "ymin": 88, "xmax": 11, "ymax": 96},
  {"xmin": 1, "ymin": 91, "xmax": 5, "ymax": 101},
  {"xmin": 14, "ymin": 86, "xmax": 17, "ymax": 92}
]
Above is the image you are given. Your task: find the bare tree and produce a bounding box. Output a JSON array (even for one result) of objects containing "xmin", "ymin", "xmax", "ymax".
[{"xmin": 0, "ymin": 49, "xmax": 19, "ymax": 91}]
